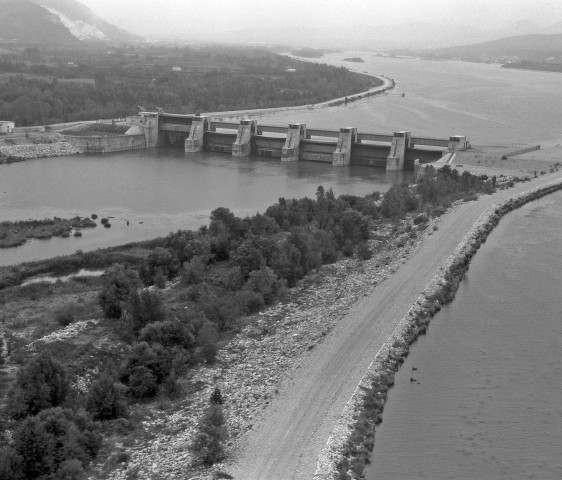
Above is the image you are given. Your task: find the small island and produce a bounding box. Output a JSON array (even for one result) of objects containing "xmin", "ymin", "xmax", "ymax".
[
  {"xmin": 343, "ymin": 57, "xmax": 365, "ymax": 63},
  {"xmin": 291, "ymin": 47, "xmax": 327, "ymax": 58},
  {"xmin": 0, "ymin": 217, "xmax": 96, "ymax": 248}
]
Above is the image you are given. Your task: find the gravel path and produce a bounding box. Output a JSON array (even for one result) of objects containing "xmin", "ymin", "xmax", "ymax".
[{"xmin": 225, "ymin": 170, "xmax": 562, "ymax": 480}]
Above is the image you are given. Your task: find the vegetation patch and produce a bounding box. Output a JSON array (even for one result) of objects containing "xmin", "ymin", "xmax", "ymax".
[{"xmin": 0, "ymin": 217, "xmax": 96, "ymax": 248}]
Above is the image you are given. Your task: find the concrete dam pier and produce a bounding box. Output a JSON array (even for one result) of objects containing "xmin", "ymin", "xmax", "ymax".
[{"xmin": 131, "ymin": 112, "xmax": 469, "ymax": 172}]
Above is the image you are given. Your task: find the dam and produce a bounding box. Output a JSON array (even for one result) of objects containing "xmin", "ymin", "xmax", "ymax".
[{"xmin": 129, "ymin": 111, "xmax": 469, "ymax": 172}]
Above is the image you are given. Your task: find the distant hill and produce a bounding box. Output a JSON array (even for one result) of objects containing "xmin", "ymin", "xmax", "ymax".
[
  {"xmin": 428, "ymin": 34, "xmax": 562, "ymax": 62},
  {"xmin": 0, "ymin": 0, "xmax": 141, "ymax": 44}
]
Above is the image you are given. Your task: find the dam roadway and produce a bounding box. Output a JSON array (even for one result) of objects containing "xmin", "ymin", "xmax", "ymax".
[{"xmin": 226, "ymin": 169, "xmax": 562, "ymax": 480}]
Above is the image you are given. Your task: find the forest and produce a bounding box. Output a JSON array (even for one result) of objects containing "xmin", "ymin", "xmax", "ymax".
[{"xmin": 0, "ymin": 44, "xmax": 377, "ymax": 126}]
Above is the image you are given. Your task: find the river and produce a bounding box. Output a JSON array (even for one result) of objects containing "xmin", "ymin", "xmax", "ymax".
[
  {"xmin": 365, "ymin": 190, "xmax": 562, "ymax": 479},
  {"xmin": 0, "ymin": 148, "xmax": 410, "ymax": 266},
  {"xmin": 3, "ymin": 54, "xmax": 562, "ymax": 265},
  {"xmin": 2, "ymin": 51, "xmax": 562, "ymax": 475}
]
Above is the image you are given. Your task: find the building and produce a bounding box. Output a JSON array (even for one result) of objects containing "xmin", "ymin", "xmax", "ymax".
[{"xmin": 0, "ymin": 121, "xmax": 15, "ymax": 134}]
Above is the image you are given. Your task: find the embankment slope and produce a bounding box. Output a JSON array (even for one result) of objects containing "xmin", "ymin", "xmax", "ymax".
[{"xmin": 226, "ymin": 169, "xmax": 562, "ymax": 480}]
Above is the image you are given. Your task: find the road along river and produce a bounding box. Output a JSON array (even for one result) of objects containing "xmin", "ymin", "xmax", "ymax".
[{"xmin": 226, "ymin": 171, "xmax": 562, "ymax": 480}]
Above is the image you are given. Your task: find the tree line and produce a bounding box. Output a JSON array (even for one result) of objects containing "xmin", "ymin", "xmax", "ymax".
[{"xmin": 0, "ymin": 46, "xmax": 377, "ymax": 126}]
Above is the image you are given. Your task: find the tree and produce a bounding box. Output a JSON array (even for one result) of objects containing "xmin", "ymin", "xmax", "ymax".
[
  {"xmin": 210, "ymin": 387, "xmax": 224, "ymax": 405},
  {"xmin": 140, "ymin": 247, "xmax": 180, "ymax": 285},
  {"xmin": 190, "ymin": 404, "xmax": 228, "ymax": 465},
  {"xmin": 12, "ymin": 408, "xmax": 101, "ymax": 479},
  {"xmin": 125, "ymin": 289, "xmax": 168, "ymax": 334},
  {"xmin": 6, "ymin": 351, "xmax": 70, "ymax": 419},
  {"xmin": 0, "ymin": 446, "xmax": 24, "ymax": 480},
  {"xmin": 98, "ymin": 264, "xmax": 140, "ymax": 319},
  {"xmin": 181, "ymin": 255, "xmax": 206, "ymax": 285}
]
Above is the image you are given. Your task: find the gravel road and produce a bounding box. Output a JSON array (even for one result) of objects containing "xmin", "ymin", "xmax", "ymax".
[{"xmin": 226, "ymin": 170, "xmax": 562, "ymax": 480}]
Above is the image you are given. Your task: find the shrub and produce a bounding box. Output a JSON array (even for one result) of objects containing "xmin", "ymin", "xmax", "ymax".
[
  {"xmin": 235, "ymin": 289, "xmax": 265, "ymax": 315},
  {"xmin": 6, "ymin": 351, "xmax": 70, "ymax": 419},
  {"xmin": 54, "ymin": 459, "xmax": 87, "ymax": 480},
  {"xmin": 85, "ymin": 374, "xmax": 127, "ymax": 421},
  {"xmin": 342, "ymin": 239, "xmax": 355, "ymax": 257},
  {"xmin": 121, "ymin": 342, "xmax": 172, "ymax": 388},
  {"xmin": 245, "ymin": 266, "xmax": 284, "ymax": 305},
  {"xmin": 356, "ymin": 242, "xmax": 373, "ymax": 261},
  {"xmin": 12, "ymin": 407, "xmax": 101, "ymax": 479},
  {"xmin": 138, "ymin": 318, "xmax": 194, "ymax": 349},
  {"xmin": 127, "ymin": 366, "xmax": 158, "ymax": 398},
  {"xmin": 140, "ymin": 247, "xmax": 180, "ymax": 285},
  {"xmin": 98, "ymin": 264, "xmax": 140, "ymax": 319},
  {"xmin": 54, "ymin": 304, "xmax": 76, "ymax": 327},
  {"xmin": 413, "ymin": 213, "xmax": 428, "ymax": 225}
]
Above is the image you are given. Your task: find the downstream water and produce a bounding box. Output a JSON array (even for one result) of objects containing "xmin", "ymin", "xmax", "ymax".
[{"xmin": 366, "ymin": 190, "xmax": 562, "ymax": 479}]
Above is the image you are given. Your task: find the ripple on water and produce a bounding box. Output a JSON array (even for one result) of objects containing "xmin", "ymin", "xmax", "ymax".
[{"xmin": 366, "ymin": 190, "xmax": 562, "ymax": 480}]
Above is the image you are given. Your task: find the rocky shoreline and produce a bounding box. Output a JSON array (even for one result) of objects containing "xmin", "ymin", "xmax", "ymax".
[
  {"xmin": 0, "ymin": 141, "xmax": 79, "ymax": 163},
  {"xmin": 314, "ymin": 176, "xmax": 562, "ymax": 480}
]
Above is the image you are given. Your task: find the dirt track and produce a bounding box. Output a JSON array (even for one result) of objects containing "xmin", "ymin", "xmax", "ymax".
[{"xmin": 226, "ymin": 170, "xmax": 562, "ymax": 480}]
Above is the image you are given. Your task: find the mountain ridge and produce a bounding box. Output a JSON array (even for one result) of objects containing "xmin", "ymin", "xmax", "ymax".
[{"xmin": 0, "ymin": 0, "xmax": 141, "ymax": 44}]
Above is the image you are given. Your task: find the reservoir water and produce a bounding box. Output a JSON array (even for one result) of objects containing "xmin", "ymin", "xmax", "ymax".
[
  {"xmin": 0, "ymin": 148, "xmax": 410, "ymax": 266},
  {"xmin": 365, "ymin": 190, "xmax": 562, "ymax": 479}
]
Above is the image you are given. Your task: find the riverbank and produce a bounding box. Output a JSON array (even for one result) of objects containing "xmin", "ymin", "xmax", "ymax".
[
  {"xmin": 0, "ymin": 133, "xmax": 80, "ymax": 163},
  {"xmin": 314, "ymin": 173, "xmax": 562, "ymax": 479},
  {"xmin": 207, "ymin": 75, "xmax": 394, "ymax": 121},
  {"xmin": 224, "ymin": 168, "xmax": 562, "ymax": 480}
]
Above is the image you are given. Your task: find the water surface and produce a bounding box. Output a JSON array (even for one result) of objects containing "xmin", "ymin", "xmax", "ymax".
[
  {"xmin": 366, "ymin": 190, "xmax": 562, "ymax": 479},
  {"xmin": 0, "ymin": 148, "xmax": 408, "ymax": 265}
]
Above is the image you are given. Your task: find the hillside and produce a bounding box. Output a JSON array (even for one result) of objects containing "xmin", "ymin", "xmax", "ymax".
[
  {"xmin": 427, "ymin": 33, "xmax": 562, "ymax": 63},
  {"xmin": 0, "ymin": 0, "xmax": 140, "ymax": 44}
]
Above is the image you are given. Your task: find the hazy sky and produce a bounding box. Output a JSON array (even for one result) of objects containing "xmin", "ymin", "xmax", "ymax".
[{"xmin": 78, "ymin": 0, "xmax": 562, "ymax": 38}]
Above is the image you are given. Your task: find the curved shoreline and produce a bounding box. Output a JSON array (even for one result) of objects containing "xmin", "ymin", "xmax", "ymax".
[
  {"xmin": 314, "ymin": 175, "xmax": 562, "ymax": 479},
  {"xmin": 204, "ymin": 75, "xmax": 395, "ymax": 120}
]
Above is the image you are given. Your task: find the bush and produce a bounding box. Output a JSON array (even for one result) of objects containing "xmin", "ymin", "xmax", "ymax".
[
  {"xmin": 342, "ymin": 239, "xmax": 355, "ymax": 257},
  {"xmin": 98, "ymin": 264, "xmax": 140, "ymax": 319},
  {"xmin": 138, "ymin": 318, "xmax": 194, "ymax": 349},
  {"xmin": 85, "ymin": 374, "xmax": 127, "ymax": 421},
  {"xmin": 54, "ymin": 304, "xmax": 76, "ymax": 327},
  {"xmin": 6, "ymin": 351, "xmax": 70, "ymax": 419},
  {"xmin": 245, "ymin": 266, "xmax": 284, "ymax": 305},
  {"xmin": 127, "ymin": 366, "xmax": 158, "ymax": 398},
  {"xmin": 413, "ymin": 213, "xmax": 428, "ymax": 225},
  {"xmin": 235, "ymin": 289, "xmax": 265, "ymax": 315},
  {"xmin": 12, "ymin": 407, "xmax": 101, "ymax": 479},
  {"xmin": 356, "ymin": 242, "xmax": 373, "ymax": 261},
  {"xmin": 120, "ymin": 342, "xmax": 172, "ymax": 390}
]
